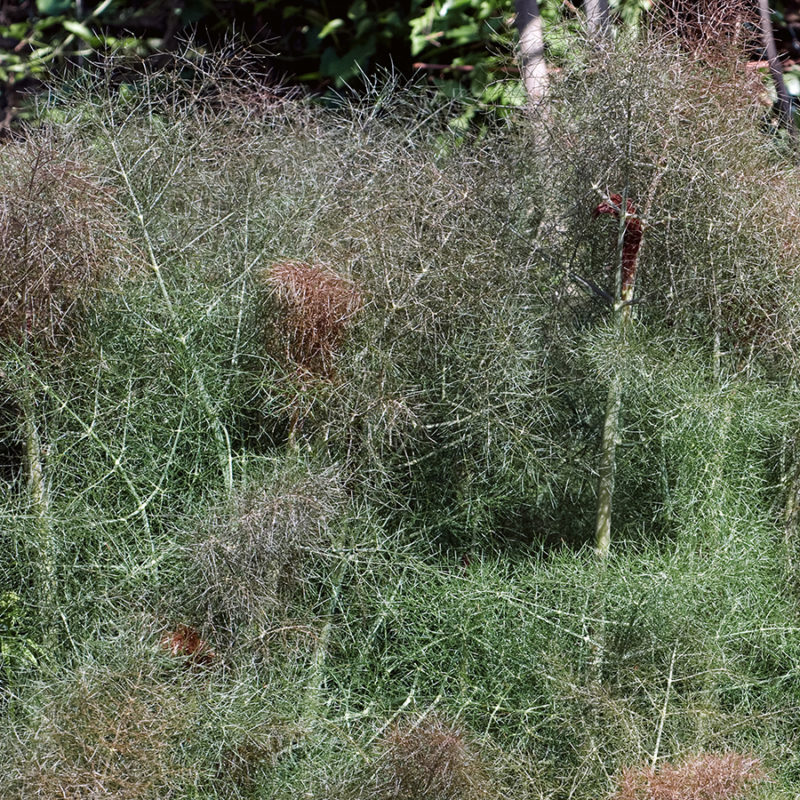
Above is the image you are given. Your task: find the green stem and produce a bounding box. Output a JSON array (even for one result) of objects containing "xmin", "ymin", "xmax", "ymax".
[
  {"xmin": 594, "ymin": 372, "xmax": 620, "ymax": 558},
  {"xmin": 18, "ymin": 385, "xmax": 55, "ymax": 637},
  {"xmin": 303, "ymin": 549, "xmax": 349, "ymax": 726},
  {"xmin": 592, "ymin": 217, "xmax": 637, "ymax": 675},
  {"xmin": 33, "ymin": 377, "xmax": 152, "ymax": 538},
  {"xmin": 651, "ymin": 643, "xmax": 677, "ymax": 768},
  {"xmin": 782, "ymin": 433, "xmax": 800, "ymax": 577},
  {"xmin": 594, "ymin": 294, "xmax": 632, "ymax": 559}
]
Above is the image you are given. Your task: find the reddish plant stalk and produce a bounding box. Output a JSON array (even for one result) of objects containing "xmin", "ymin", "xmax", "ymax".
[{"xmin": 593, "ymin": 193, "xmax": 643, "ymax": 300}]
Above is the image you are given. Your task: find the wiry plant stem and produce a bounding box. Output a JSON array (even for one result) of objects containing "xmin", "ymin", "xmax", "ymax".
[
  {"xmin": 35, "ymin": 377, "xmax": 152, "ymax": 538},
  {"xmin": 303, "ymin": 548, "xmax": 349, "ymax": 725},
  {"xmin": 595, "ymin": 371, "xmax": 621, "ymax": 558},
  {"xmin": 782, "ymin": 430, "xmax": 800, "ymax": 575},
  {"xmin": 111, "ymin": 139, "xmax": 234, "ymax": 496},
  {"xmin": 652, "ymin": 643, "xmax": 677, "ymax": 768},
  {"xmin": 594, "ymin": 297, "xmax": 634, "ymax": 558}
]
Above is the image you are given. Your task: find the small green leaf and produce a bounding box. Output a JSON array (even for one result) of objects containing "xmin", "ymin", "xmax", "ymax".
[
  {"xmin": 62, "ymin": 19, "xmax": 96, "ymax": 42},
  {"xmin": 320, "ymin": 39, "xmax": 376, "ymax": 86},
  {"xmin": 0, "ymin": 51, "xmax": 23, "ymax": 66},
  {"xmin": 36, "ymin": 0, "xmax": 72, "ymax": 15},
  {"xmin": 785, "ymin": 68, "xmax": 800, "ymax": 97},
  {"xmin": 347, "ymin": 0, "xmax": 367, "ymax": 21},
  {"xmin": 448, "ymin": 105, "xmax": 477, "ymax": 132},
  {"xmin": 444, "ymin": 22, "xmax": 481, "ymax": 46},
  {"xmin": 1, "ymin": 23, "xmax": 30, "ymax": 38},
  {"xmin": 8, "ymin": 62, "xmax": 38, "ymax": 74},
  {"xmin": 318, "ymin": 18, "xmax": 345, "ymax": 40},
  {"xmin": 355, "ymin": 15, "xmax": 375, "ymax": 38},
  {"xmin": 28, "ymin": 45, "xmax": 56, "ymax": 61},
  {"xmin": 409, "ymin": 6, "xmax": 438, "ymax": 56}
]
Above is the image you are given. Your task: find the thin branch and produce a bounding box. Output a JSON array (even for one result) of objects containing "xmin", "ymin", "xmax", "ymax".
[{"xmin": 652, "ymin": 643, "xmax": 678, "ymax": 768}]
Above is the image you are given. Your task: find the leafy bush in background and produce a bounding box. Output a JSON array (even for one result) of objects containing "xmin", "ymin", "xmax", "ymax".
[{"xmin": 1, "ymin": 0, "xmax": 656, "ymax": 130}]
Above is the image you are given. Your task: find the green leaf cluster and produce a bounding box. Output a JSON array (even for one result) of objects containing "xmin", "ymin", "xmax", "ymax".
[
  {"xmin": 2, "ymin": 0, "xmax": 651, "ymax": 121},
  {"xmin": 0, "ymin": 0, "xmax": 145, "ymax": 83}
]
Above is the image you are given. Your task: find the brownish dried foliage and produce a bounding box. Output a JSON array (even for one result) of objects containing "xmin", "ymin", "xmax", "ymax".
[
  {"xmin": 611, "ymin": 752, "xmax": 767, "ymax": 800},
  {"xmin": 18, "ymin": 671, "xmax": 189, "ymax": 799},
  {"xmin": 263, "ymin": 260, "xmax": 361, "ymax": 378},
  {"xmin": 160, "ymin": 623, "xmax": 216, "ymax": 666},
  {"xmin": 652, "ymin": 1, "xmax": 760, "ymax": 60},
  {"xmin": 0, "ymin": 143, "xmax": 127, "ymax": 349},
  {"xmin": 368, "ymin": 715, "xmax": 487, "ymax": 800},
  {"xmin": 193, "ymin": 470, "xmax": 345, "ymax": 637}
]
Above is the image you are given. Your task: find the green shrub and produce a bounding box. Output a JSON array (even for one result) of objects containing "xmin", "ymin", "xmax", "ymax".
[{"xmin": 2, "ymin": 34, "xmax": 800, "ymax": 800}]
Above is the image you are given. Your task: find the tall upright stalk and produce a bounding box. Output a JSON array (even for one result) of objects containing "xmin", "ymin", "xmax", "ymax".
[
  {"xmin": 587, "ymin": 194, "xmax": 643, "ymax": 683},
  {"xmin": 514, "ymin": 0, "xmax": 548, "ymax": 105},
  {"xmin": 595, "ymin": 371, "xmax": 622, "ymax": 558},
  {"xmin": 593, "ymin": 194, "xmax": 643, "ymax": 558},
  {"xmin": 18, "ymin": 374, "xmax": 55, "ymax": 636},
  {"xmin": 782, "ymin": 430, "xmax": 800, "ymax": 575},
  {"xmin": 585, "ymin": 0, "xmax": 611, "ymax": 38},
  {"xmin": 757, "ymin": 0, "xmax": 798, "ymax": 143}
]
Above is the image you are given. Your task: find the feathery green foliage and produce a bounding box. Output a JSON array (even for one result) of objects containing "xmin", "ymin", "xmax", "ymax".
[{"xmin": 0, "ymin": 34, "xmax": 799, "ymax": 799}]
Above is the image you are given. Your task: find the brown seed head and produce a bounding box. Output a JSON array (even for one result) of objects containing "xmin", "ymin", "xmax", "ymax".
[
  {"xmin": 611, "ymin": 752, "xmax": 767, "ymax": 800},
  {"xmin": 160, "ymin": 624, "xmax": 216, "ymax": 666},
  {"xmin": 264, "ymin": 260, "xmax": 361, "ymax": 378}
]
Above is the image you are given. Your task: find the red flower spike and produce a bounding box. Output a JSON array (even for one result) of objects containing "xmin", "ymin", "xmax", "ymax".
[{"xmin": 593, "ymin": 193, "xmax": 643, "ymax": 294}]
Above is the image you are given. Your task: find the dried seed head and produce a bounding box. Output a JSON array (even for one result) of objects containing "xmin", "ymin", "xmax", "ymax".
[
  {"xmin": 262, "ymin": 260, "xmax": 361, "ymax": 378},
  {"xmin": 612, "ymin": 752, "xmax": 767, "ymax": 800},
  {"xmin": 160, "ymin": 624, "xmax": 216, "ymax": 666},
  {"xmin": 370, "ymin": 714, "xmax": 487, "ymax": 800},
  {"xmin": 651, "ymin": 0, "xmax": 760, "ymax": 61},
  {"xmin": 0, "ymin": 144, "xmax": 131, "ymax": 349}
]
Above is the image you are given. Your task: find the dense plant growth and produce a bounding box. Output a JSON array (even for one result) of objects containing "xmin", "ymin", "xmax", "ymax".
[
  {"xmin": 1, "ymin": 30, "xmax": 799, "ymax": 800},
  {"xmin": 5, "ymin": 0, "xmax": 779, "ymax": 130}
]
